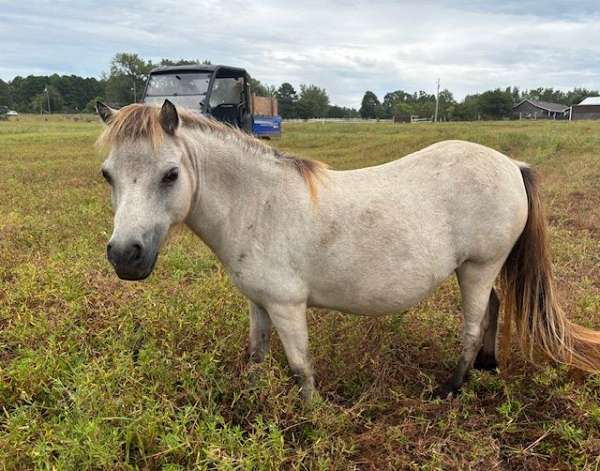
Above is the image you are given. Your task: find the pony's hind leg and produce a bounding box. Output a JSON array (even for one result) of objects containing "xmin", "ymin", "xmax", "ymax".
[
  {"xmin": 249, "ymin": 302, "xmax": 272, "ymax": 363},
  {"xmin": 436, "ymin": 261, "xmax": 503, "ymax": 399},
  {"xmin": 474, "ymin": 288, "xmax": 500, "ymax": 371}
]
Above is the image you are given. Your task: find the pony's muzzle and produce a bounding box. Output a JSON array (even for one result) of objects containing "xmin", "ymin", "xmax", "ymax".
[{"xmin": 107, "ymin": 238, "xmax": 157, "ymax": 281}]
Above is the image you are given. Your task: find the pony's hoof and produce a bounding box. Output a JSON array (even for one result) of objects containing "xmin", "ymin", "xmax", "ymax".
[
  {"xmin": 300, "ymin": 384, "xmax": 318, "ymax": 403},
  {"xmin": 473, "ymin": 350, "xmax": 498, "ymax": 372},
  {"xmin": 432, "ymin": 382, "xmax": 460, "ymax": 400},
  {"xmin": 301, "ymin": 389, "xmax": 323, "ymax": 409},
  {"xmin": 246, "ymin": 361, "xmax": 268, "ymax": 387}
]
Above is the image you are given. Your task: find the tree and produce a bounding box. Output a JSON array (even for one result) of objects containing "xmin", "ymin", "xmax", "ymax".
[
  {"xmin": 7, "ymin": 74, "xmax": 104, "ymax": 112},
  {"xmin": 159, "ymin": 58, "xmax": 210, "ymax": 66},
  {"xmin": 437, "ymin": 89, "xmax": 456, "ymax": 121},
  {"xmin": 0, "ymin": 79, "xmax": 11, "ymax": 107},
  {"xmin": 107, "ymin": 53, "xmax": 153, "ymax": 104},
  {"xmin": 30, "ymin": 85, "xmax": 63, "ymax": 113},
  {"xmin": 47, "ymin": 74, "xmax": 104, "ymax": 112},
  {"xmin": 10, "ymin": 75, "xmax": 47, "ymax": 112},
  {"xmin": 564, "ymin": 88, "xmax": 599, "ymax": 106},
  {"xmin": 104, "ymin": 73, "xmax": 134, "ymax": 106},
  {"xmin": 453, "ymin": 94, "xmax": 481, "ymax": 121},
  {"xmin": 276, "ymin": 82, "xmax": 298, "ymax": 119},
  {"xmin": 515, "ymin": 87, "xmax": 600, "ymax": 106},
  {"xmin": 265, "ymin": 85, "xmax": 277, "ymax": 97},
  {"xmin": 250, "ymin": 78, "xmax": 269, "ymax": 97},
  {"xmin": 359, "ymin": 91, "xmax": 382, "ymax": 119},
  {"xmin": 328, "ymin": 105, "xmax": 359, "ymax": 118},
  {"xmin": 382, "ymin": 90, "xmax": 412, "ymax": 118},
  {"xmin": 85, "ymin": 96, "xmax": 105, "ymax": 113},
  {"xmin": 478, "ymin": 89, "xmax": 513, "ymax": 119},
  {"xmin": 411, "ymin": 90, "xmax": 436, "ymax": 118},
  {"xmin": 296, "ymin": 85, "xmax": 329, "ymax": 119},
  {"xmin": 508, "ymin": 86, "xmax": 521, "ymax": 104},
  {"xmin": 393, "ymin": 101, "xmax": 413, "ymax": 116},
  {"xmin": 522, "ymin": 87, "xmax": 560, "ymax": 104}
]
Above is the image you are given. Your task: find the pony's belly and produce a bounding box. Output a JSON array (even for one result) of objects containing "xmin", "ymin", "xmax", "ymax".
[
  {"xmin": 307, "ymin": 273, "xmax": 445, "ymax": 315},
  {"xmin": 304, "ymin": 240, "xmax": 459, "ymax": 315},
  {"xmin": 308, "ymin": 297, "xmax": 416, "ymax": 315}
]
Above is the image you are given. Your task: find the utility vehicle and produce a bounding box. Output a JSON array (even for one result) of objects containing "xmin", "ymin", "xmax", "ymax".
[{"xmin": 143, "ymin": 64, "xmax": 281, "ymax": 138}]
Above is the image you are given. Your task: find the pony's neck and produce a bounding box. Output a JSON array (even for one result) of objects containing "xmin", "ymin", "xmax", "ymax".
[{"xmin": 181, "ymin": 129, "xmax": 290, "ymax": 259}]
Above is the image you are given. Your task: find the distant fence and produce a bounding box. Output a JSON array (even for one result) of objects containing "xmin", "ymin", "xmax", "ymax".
[
  {"xmin": 284, "ymin": 118, "xmax": 393, "ymax": 124},
  {"xmin": 284, "ymin": 116, "xmax": 433, "ymax": 124},
  {"xmin": 410, "ymin": 117, "xmax": 433, "ymax": 123}
]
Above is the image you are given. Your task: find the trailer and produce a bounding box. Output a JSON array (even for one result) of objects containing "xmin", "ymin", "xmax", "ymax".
[{"xmin": 142, "ymin": 64, "xmax": 281, "ymax": 138}]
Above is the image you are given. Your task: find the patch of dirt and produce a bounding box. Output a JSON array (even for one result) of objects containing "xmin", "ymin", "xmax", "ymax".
[{"xmin": 556, "ymin": 190, "xmax": 600, "ymax": 239}]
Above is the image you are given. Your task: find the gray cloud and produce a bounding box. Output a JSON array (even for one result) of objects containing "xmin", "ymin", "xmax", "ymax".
[{"xmin": 1, "ymin": 0, "xmax": 599, "ymax": 107}]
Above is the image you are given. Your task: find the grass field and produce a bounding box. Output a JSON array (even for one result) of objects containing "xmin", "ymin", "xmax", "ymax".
[{"xmin": 1, "ymin": 115, "xmax": 599, "ymax": 469}]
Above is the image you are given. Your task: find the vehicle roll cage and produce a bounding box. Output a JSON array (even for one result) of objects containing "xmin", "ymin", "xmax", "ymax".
[{"xmin": 143, "ymin": 64, "xmax": 252, "ymax": 114}]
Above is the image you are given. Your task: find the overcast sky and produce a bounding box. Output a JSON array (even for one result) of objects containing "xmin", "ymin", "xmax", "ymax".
[{"xmin": 1, "ymin": 0, "xmax": 599, "ymax": 107}]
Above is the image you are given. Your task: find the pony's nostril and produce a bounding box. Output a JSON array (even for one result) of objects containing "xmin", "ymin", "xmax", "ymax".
[
  {"xmin": 107, "ymin": 243, "xmax": 113, "ymax": 255},
  {"xmin": 130, "ymin": 243, "xmax": 143, "ymax": 262}
]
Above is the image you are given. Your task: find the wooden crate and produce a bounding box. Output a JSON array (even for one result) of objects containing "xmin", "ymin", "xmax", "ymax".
[{"xmin": 252, "ymin": 96, "xmax": 278, "ymax": 116}]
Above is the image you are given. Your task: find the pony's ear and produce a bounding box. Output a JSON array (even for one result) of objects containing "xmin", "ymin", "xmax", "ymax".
[
  {"xmin": 96, "ymin": 101, "xmax": 116, "ymax": 124},
  {"xmin": 159, "ymin": 100, "xmax": 179, "ymax": 135}
]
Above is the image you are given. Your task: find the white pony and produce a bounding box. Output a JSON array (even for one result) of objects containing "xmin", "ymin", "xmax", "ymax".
[{"xmin": 96, "ymin": 100, "xmax": 600, "ymax": 400}]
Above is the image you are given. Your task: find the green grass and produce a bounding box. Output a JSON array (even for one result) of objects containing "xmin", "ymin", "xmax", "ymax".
[{"xmin": 1, "ymin": 115, "xmax": 599, "ymax": 469}]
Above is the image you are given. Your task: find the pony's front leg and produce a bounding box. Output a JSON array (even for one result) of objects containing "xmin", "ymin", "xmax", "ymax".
[
  {"xmin": 267, "ymin": 302, "xmax": 316, "ymax": 401},
  {"xmin": 249, "ymin": 302, "xmax": 272, "ymax": 363}
]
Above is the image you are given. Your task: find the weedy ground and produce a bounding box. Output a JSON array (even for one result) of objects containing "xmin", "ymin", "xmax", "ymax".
[{"xmin": 0, "ymin": 115, "xmax": 599, "ymax": 470}]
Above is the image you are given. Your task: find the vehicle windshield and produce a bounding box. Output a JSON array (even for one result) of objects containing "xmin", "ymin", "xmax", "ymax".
[
  {"xmin": 144, "ymin": 95, "xmax": 206, "ymax": 111},
  {"xmin": 145, "ymin": 72, "xmax": 211, "ymax": 97},
  {"xmin": 209, "ymin": 77, "xmax": 244, "ymax": 108}
]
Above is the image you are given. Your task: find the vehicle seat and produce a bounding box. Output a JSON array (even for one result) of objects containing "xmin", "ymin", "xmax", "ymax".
[{"xmin": 211, "ymin": 104, "xmax": 240, "ymax": 127}]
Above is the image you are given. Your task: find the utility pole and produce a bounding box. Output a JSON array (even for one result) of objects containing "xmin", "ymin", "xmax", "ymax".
[
  {"xmin": 434, "ymin": 78, "xmax": 440, "ymax": 123},
  {"xmin": 44, "ymin": 86, "xmax": 51, "ymax": 114}
]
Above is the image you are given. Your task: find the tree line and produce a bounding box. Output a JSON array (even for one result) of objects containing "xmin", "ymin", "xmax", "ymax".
[
  {"xmin": 268, "ymin": 82, "xmax": 359, "ymax": 119},
  {"xmin": 1, "ymin": 51, "xmax": 597, "ymax": 120},
  {"xmin": 0, "ymin": 52, "xmax": 354, "ymax": 118},
  {"xmin": 359, "ymin": 87, "xmax": 600, "ymax": 121},
  {"xmin": 0, "ymin": 54, "xmax": 208, "ymax": 113}
]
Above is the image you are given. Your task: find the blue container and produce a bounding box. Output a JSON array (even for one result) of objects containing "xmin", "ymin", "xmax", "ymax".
[{"xmin": 252, "ymin": 115, "xmax": 282, "ymax": 138}]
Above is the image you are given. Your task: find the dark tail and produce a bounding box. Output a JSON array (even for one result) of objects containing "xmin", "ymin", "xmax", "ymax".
[{"xmin": 499, "ymin": 166, "xmax": 600, "ymax": 372}]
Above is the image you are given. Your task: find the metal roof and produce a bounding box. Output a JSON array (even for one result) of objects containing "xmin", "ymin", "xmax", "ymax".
[
  {"xmin": 149, "ymin": 64, "xmax": 248, "ymax": 76},
  {"xmin": 513, "ymin": 99, "xmax": 565, "ymax": 112},
  {"xmin": 513, "ymin": 99, "xmax": 569, "ymax": 113},
  {"xmin": 578, "ymin": 97, "xmax": 600, "ymax": 105}
]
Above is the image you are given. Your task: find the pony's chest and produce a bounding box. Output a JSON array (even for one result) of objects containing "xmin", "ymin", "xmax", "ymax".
[{"xmin": 222, "ymin": 254, "xmax": 306, "ymax": 304}]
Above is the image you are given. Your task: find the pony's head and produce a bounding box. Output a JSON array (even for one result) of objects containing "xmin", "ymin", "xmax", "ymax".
[{"xmin": 96, "ymin": 100, "xmax": 194, "ymax": 280}]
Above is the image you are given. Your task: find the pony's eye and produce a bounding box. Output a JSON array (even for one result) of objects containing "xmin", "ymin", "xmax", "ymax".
[
  {"xmin": 162, "ymin": 167, "xmax": 179, "ymax": 184},
  {"xmin": 101, "ymin": 169, "xmax": 112, "ymax": 184}
]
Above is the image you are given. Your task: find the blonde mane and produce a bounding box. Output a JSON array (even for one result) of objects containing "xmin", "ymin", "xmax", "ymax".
[{"xmin": 96, "ymin": 104, "xmax": 326, "ymax": 200}]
